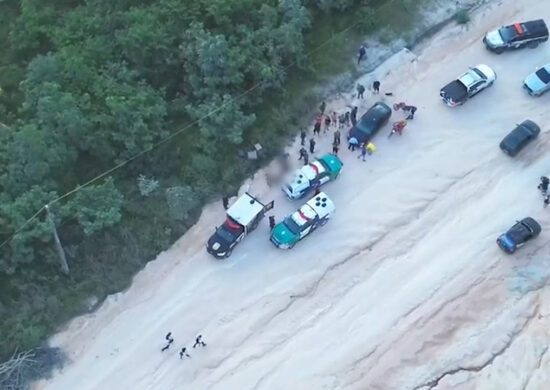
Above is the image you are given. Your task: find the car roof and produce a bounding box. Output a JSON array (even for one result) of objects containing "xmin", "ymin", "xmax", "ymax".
[
  {"xmin": 458, "ymin": 69, "xmax": 483, "ymax": 86},
  {"xmin": 305, "ymin": 192, "xmax": 334, "ymax": 218},
  {"xmin": 502, "ymin": 19, "xmax": 548, "ymax": 38},
  {"xmin": 318, "ymin": 154, "xmax": 343, "ymax": 173},
  {"xmin": 226, "ymin": 193, "xmax": 265, "ymax": 227}
]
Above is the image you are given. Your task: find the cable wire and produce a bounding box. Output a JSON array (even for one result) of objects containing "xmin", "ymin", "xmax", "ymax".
[{"xmin": 0, "ymin": 15, "xmax": 367, "ymax": 249}]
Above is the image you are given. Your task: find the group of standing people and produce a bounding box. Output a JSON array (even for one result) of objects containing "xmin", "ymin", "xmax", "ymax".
[{"xmin": 161, "ymin": 332, "xmax": 207, "ymax": 361}]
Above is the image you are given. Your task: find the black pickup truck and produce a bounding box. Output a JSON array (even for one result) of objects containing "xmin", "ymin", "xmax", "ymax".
[
  {"xmin": 484, "ymin": 19, "xmax": 548, "ymax": 54},
  {"xmin": 440, "ymin": 64, "xmax": 496, "ymax": 107}
]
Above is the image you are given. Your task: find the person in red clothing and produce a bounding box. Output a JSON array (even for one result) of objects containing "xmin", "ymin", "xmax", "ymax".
[{"xmin": 313, "ymin": 116, "xmax": 322, "ymax": 136}]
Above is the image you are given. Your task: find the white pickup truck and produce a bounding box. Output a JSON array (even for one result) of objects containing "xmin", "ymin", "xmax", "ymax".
[{"xmin": 440, "ymin": 64, "xmax": 496, "ymax": 107}]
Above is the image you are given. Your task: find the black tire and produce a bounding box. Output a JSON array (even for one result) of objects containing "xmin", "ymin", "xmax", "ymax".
[
  {"xmin": 528, "ymin": 41, "xmax": 539, "ymax": 49},
  {"xmin": 493, "ymin": 47, "xmax": 505, "ymax": 54},
  {"xmin": 224, "ymin": 248, "xmax": 233, "ymax": 258}
]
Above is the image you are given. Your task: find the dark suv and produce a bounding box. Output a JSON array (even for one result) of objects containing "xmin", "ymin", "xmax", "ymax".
[
  {"xmin": 348, "ymin": 102, "xmax": 391, "ymax": 144},
  {"xmin": 499, "ymin": 120, "xmax": 540, "ymax": 157},
  {"xmin": 497, "ymin": 217, "xmax": 541, "ymax": 253},
  {"xmin": 483, "ymin": 19, "xmax": 548, "ymax": 54}
]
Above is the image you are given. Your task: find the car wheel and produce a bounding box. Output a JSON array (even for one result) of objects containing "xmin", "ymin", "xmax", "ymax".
[
  {"xmin": 528, "ymin": 41, "xmax": 539, "ymax": 49},
  {"xmin": 224, "ymin": 249, "xmax": 233, "ymax": 258},
  {"xmin": 494, "ymin": 47, "xmax": 504, "ymax": 54}
]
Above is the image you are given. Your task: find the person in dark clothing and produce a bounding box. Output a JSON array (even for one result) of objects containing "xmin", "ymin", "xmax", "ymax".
[
  {"xmin": 357, "ymin": 84, "xmax": 365, "ymax": 99},
  {"xmin": 303, "ymin": 151, "xmax": 309, "ymax": 165},
  {"xmin": 269, "ymin": 216, "xmax": 276, "ymax": 229},
  {"xmin": 324, "ymin": 115, "xmax": 331, "ymax": 133},
  {"xmin": 333, "ymin": 129, "xmax": 341, "ymax": 146},
  {"xmin": 298, "ymin": 147, "xmax": 307, "ymax": 160},
  {"xmin": 193, "ymin": 335, "xmax": 207, "ymax": 348},
  {"xmin": 357, "ymin": 44, "xmax": 367, "ymax": 64},
  {"xmin": 372, "ymin": 80, "xmax": 380, "ymax": 94},
  {"xmin": 332, "ymin": 142, "xmax": 339, "ymax": 155},
  {"xmin": 300, "ymin": 130, "xmax": 306, "ymax": 146},
  {"xmin": 222, "ymin": 196, "xmax": 229, "ymax": 210},
  {"xmin": 538, "ymin": 176, "xmax": 549, "ymax": 195},
  {"xmin": 344, "ymin": 112, "xmax": 350, "ymax": 126},
  {"xmin": 405, "ymin": 105, "xmax": 417, "ymax": 120},
  {"xmin": 313, "ymin": 116, "xmax": 322, "ymax": 136},
  {"xmin": 165, "ymin": 332, "xmax": 173, "ymax": 342},
  {"xmin": 319, "ymin": 101, "xmax": 326, "ymax": 115},
  {"xmin": 179, "ymin": 347, "xmax": 190, "ymax": 359},
  {"xmin": 309, "ymin": 138, "xmax": 316, "ymax": 154},
  {"xmin": 161, "ymin": 338, "xmax": 174, "ymax": 352},
  {"xmin": 338, "ymin": 113, "xmax": 346, "ymax": 129},
  {"xmin": 351, "ymin": 107, "xmax": 358, "ymax": 126},
  {"xmin": 545, "ymin": 195, "xmax": 550, "ymax": 207}
]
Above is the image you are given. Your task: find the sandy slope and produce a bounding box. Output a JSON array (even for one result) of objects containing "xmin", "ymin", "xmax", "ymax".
[{"xmin": 35, "ymin": 0, "xmax": 550, "ymax": 389}]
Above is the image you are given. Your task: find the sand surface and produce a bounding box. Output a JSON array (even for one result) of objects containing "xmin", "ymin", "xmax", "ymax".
[{"xmin": 35, "ymin": 0, "xmax": 550, "ymax": 389}]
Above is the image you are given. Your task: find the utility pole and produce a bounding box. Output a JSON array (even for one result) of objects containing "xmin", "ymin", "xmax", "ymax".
[{"xmin": 45, "ymin": 205, "xmax": 69, "ymax": 275}]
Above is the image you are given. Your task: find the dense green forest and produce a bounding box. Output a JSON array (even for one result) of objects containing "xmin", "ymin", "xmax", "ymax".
[{"xmin": 0, "ymin": 0, "xmax": 423, "ymax": 361}]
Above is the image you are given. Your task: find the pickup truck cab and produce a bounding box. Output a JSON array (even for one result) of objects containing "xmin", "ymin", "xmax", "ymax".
[
  {"xmin": 282, "ymin": 154, "xmax": 343, "ymax": 200},
  {"xmin": 440, "ymin": 64, "xmax": 496, "ymax": 107},
  {"xmin": 270, "ymin": 192, "xmax": 334, "ymax": 249},
  {"xmin": 207, "ymin": 193, "xmax": 274, "ymax": 258},
  {"xmin": 484, "ymin": 19, "xmax": 548, "ymax": 54}
]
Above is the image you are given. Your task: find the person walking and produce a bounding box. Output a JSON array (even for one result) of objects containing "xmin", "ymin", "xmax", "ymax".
[
  {"xmin": 269, "ymin": 215, "xmax": 276, "ymax": 229},
  {"xmin": 351, "ymin": 106, "xmax": 358, "ymax": 127},
  {"xmin": 319, "ymin": 101, "xmax": 326, "ymax": 115},
  {"xmin": 165, "ymin": 332, "xmax": 174, "ymax": 342},
  {"xmin": 357, "ymin": 44, "xmax": 367, "ymax": 64},
  {"xmin": 333, "ymin": 129, "xmax": 341, "ymax": 146},
  {"xmin": 179, "ymin": 347, "xmax": 190, "ymax": 359},
  {"xmin": 348, "ymin": 136, "xmax": 359, "ymax": 151},
  {"xmin": 332, "ymin": 142, "xmax": 339, "ymax": 155},
  {"xmin": 324, "ymin": 115, "xmax": 331, "ymax": 133},
  {"xmin": 313, "ymin": 116, "xmax": 322, "ymax": 136},
  {"xmin": 193, "ymin": 335, "xmax": 207, "ymax": 348},
  {"xmin": 358, "ymin": 143, "xmax": 367, "ymax": 161},
  {"xmin": 372, "ymin": 80, "xmax": 380, "ymax": 94},
  {"xmin": 357, "ymin": 83, "xmax": 365, "ymax": 99},
  {"xmin": 298, "ymin": 147, "xmax": 307, "ymax": 161},
  {"xmin": 222, "ymin": 196, "xmax": 229, "ymax": 210},
  {"xmin": 309, "ymin": 138, "xmax": 316, "ymax": 154},
  {"xmin": 300, "ymin": 129, "xmax": 306, "ymax": 146},
  {"xmin": 161, "ymin": 334, "xmax": 174, "ymax": 352}
]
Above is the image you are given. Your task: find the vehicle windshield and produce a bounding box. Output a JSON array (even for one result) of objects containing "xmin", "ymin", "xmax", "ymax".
[
  {"xmin": 472, "ymin": 68, "xmax": 487, "ymax": 80},
  {"xmin": 286, "ymin": 184, "xmax": 295, "ymax": 194},
  {"xmin": 283, "ymin": 216, "xmax": 301, "ymax": 235},
  {"xmin": 318, "ymin": 158, "xmax": 330, "ymax": 172},
  {"xmin": 535, "ymin": 67, "xmax": 550, "ymax": 84},
  {"xmin": 216, "ymin": 226, "xmax": 237, "ymax": 243},
  {"xmin": 499, "ymin": 26, "xmax": 518, "ymax": 42}
]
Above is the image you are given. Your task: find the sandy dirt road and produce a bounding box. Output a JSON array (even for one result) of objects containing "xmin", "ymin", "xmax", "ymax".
[{"xmin": 36, "ymin": 0, "xmax": 550, "ymax": 389}]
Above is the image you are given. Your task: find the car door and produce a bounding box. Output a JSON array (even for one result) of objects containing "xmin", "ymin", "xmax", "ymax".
[{"xmin": 470, "ymin": 80, "xmax": 485, "ymax": 95}]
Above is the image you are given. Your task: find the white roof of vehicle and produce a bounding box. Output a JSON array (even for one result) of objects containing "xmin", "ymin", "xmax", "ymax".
[
  {"xmin": 305, "ymin": 192, "xmax": 334, "ymax": 218},
  {"xmin": 226, "ymin": 193, "xmax": 265, "ymax": 227}
]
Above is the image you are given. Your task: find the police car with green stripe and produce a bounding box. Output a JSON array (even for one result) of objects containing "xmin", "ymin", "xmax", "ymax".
[
  {"xmin": 282, "ymin": 154, "xmax": 343, "ymax": 200},
  {"xmin": 270, "ymin": 192, "xmax": 334, "ymax": 249}
]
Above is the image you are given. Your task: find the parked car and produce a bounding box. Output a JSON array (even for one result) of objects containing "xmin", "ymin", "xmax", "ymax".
[
  {"xmin": 523, "ymin": 63, "xmax": 550, "ymax": 96},
  {"xmin": 483, "ymin": 19, "xmax": 548, "ymax": 54},
  {"xmin": 282, "ymin": 154, "xmax": 343, "ymax": 200},
  {"xmin": 270, "ymin": 192, "xmax": 334, "ymax": 249},
  {"xmin": 348, "ymin": 102, "xmax": 391, "ymax": 144},
  {"xmin": 499, "ymin": 120, "xmax": 540, "ymax": 157},
  {"xmin": 207, "ymin": 193, "xmax": 274, "ymax": 258},
  {"xmin": 440, "ymin": 64, "xmax": 496, "ymax": 107},
  {"xmin": 497, "ymin": 217, "xmax": 541, "ymax": 253}
]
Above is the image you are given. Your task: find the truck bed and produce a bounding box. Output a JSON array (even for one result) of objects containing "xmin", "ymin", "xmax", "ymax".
[{"xmin": 440, "ymin": 80, "xmax": 468, "ymax": 104}]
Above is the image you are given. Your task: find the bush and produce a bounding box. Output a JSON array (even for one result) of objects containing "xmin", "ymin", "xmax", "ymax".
[{"xmin": 455, "ymin": 9, "xmax": 470, "ymax": 25}]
